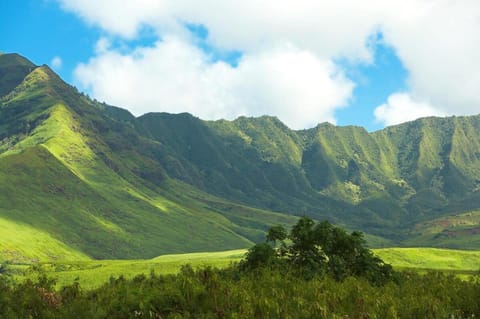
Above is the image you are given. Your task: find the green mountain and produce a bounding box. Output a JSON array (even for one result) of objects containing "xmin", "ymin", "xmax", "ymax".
[
  {"xmin": 1, "ymin": 53, "xmax": 480, "ymax": 261},
  {"xmin": 137, "ymin": 113, "xmax": 480, "ymax": 240}
]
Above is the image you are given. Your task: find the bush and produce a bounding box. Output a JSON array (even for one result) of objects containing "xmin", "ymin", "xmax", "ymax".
[{"xmin": 2, "ymin": 267, "xmax": 480, "ymax": 318}]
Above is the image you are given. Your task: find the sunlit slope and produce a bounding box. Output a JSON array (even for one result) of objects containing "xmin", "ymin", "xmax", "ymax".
[
  {"xmin": 0, "ymin": 215, "xmax": 90, "ymax": 263},
  {"xmin": 0, "ymin": 143, "xmax": 253, "ymax": 259},
  {"xmin": 0, "ymin": 60, "xmax": 291, "ymax": 260}
]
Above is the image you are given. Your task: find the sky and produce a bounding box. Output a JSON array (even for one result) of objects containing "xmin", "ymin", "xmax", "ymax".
[{"xmin": 1, "ymin": 1, "xmax": 479, "ymax": 131}]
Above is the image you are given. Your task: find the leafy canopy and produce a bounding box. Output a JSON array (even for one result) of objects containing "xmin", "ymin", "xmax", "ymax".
[{"xmin": 243, "ymin": 217, "xmax": 394, "ymax": 284}]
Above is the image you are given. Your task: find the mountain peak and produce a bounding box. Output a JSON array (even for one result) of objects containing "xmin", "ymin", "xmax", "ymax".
[
  {"xmin": 0, "ymin": 53, "xmax": 37, "ymax": 97},
  {"xmin": 0, "ymin": 53, "xmax": 35, "ymax": 69},
  {"xmin": 29, "ymin": 64, "xmax": 62, "ymax": 84}
]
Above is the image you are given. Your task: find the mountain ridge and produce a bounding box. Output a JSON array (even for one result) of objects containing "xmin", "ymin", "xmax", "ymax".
[{"xmin": 1, "ymin": 53, "xmax": 480, "ymax": 261}]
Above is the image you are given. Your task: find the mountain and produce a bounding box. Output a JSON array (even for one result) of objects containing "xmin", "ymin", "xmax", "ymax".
[
  {"xmin": 1, "ymin": 53, "xmax": 480, "ymax": 261},
  {"xmin": 137, "ymin": 112, "xmax": 480, "ymax": 240}
]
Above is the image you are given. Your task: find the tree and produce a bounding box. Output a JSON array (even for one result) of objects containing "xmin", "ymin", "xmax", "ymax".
[
  {"xmin": 242, "ymin": 217, "xmax": 394, "ymax": 283},
  {"xmin": 241, "ymin": 243, "xmax": 277, "ymax": 271},
  {"xmin": 266, "ymin": 225, "xmax": 287, "ymax": 245}
]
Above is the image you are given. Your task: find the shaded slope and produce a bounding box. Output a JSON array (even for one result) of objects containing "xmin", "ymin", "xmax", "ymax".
[
  {"xmin": 0, "ymin": 53, "xmax": 35, "ymax": 97},
  {"xmin": 139, "ymin": 112, "xmax": 480, "ymax": 244},
  {"xmin": 138, "ymin": 113, "xmax": 333, "ymax": 214}
]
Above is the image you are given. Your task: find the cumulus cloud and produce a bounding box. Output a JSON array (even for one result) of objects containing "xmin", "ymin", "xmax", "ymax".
[
  {"xmin": 59, "ymin": 0, "xmax": 480, "ymax": 127},
  {"xmin": 374, "ymin": 93, "xmax": 447, "ymax": 126},
  {"xmin": 75, "ymin": 37, "xmax": 353, "ymax": 129},
  {"xmin": 57, "ymin": 0, "xmax": 172, "ymax": 39},
  {"xmin": 51, "ymin": 56, "xmax": 63, "ymax": 70},
  {"xmin": 58, "ymin": 0, "xmax": 384, "ymax": 61},
  {"xmin": 380, "ymin": 0, "xmax": 480, "ymax": 116}
]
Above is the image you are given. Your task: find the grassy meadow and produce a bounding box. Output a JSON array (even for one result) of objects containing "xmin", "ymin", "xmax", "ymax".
[
  {"xmin": 5, "ymin": 247, "xmax": 479, "ymax": 290},
  {"xmin": 375, "ymin": 247, "xmax": 480, "ymax": 272},
  {"xmin": 8, "ymin": 250, "xmax": 246, "ymax": 289}
]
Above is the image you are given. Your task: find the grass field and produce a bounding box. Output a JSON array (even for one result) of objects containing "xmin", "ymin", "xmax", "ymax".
[
  {"xmin": 5, "ymin": 247, "xmax": 479, "ymax": 290},
  {"xmin": 374, "ymin": 247, "xmax": 480, "ymax": 272},
  {"xmin": 11, "ymin": 249, "xmax": 246, "ymax": 289}
]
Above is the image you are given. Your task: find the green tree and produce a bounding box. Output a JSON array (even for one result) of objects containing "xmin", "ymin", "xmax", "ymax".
[
  {"xmin": 243, "ymin": 216, "xmax": 394, "ymax": 283},
  {"xmin": 266, "ymin": 225, "xmax": 287, "ymax": 245},
  {"xmin": 241, "ymin": 243, "xmax": 277, "ymax": 271}
]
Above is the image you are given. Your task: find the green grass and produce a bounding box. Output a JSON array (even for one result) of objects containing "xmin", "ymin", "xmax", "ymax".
[
  {"xmin": 0, "ymin": 217, "xmax": 89, "ymax": 263},
  {"xmin": 374, "ymin": 247, "xmax": 480, "ymax": 272},
  {"xmin": 15, "ymin": 249, "xmax": 247, "ymax": 289},
  {"xmin": 7, "ymin": 247, "xmax": 479, "ymax": 290}
]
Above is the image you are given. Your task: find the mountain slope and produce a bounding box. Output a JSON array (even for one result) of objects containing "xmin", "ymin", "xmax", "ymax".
[
  {"xmin": 138, "ymin": 106, "xmax": 480, "ymax": 244},
  {"xmin": 0, "ymin": 53, "xmax": 35, "ymax": 97},
  {"xmin": 0, "ymin": 55, "xmax": 298, "ymax": 261}
]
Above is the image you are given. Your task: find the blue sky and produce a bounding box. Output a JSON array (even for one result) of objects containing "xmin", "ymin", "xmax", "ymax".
[
  {"xmin": 335, "ymin": 43, "xmax": 408, "ymax": 129},
  {"xmin": 2, "ymin": 1, "xmax": 479, "ymax": 131},
  {"xmin": 0, "ymin": 1, "xmax": 96, "ymax": 81}
]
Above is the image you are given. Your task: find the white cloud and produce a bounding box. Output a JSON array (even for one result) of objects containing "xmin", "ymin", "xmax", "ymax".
[
  {"xmin": 58, "ymin": 0, "xmax": 383, "ymax": 61},
  {"xmin": 59, "ymin": 0, "xmax": 480, "ymax": 127},
  {"xmin": 380, "ymin": 0, "xmax": 480, "ymax": 116},
  {"xmin": 51, "ymin": 56, "xmax": 63, "ymax": 70},
  {"xmin": 374, "ymin": 93, "xmax": 447, "ymax": 126},
  {"xmin": 57, "ymin": 0, "xmax": 172, "ymax": 39},
  {"xmin": 74, "ymin": 37, "xmax": 354, "ymax": 129}
]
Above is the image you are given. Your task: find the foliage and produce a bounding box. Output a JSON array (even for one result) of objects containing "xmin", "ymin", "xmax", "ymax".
[
  {"xmin": 243, "ymin": 217, "xmax": 394, "ymax": 284},
  {"xmin": 1, "ymin": 264, "xmax": 480, "ymax": 318}
]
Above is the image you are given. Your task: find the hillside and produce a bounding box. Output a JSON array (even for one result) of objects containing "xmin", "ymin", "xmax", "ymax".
[
  {"xmin": 0, "ymin": 54, "xmax": 296, "ymax": 261},
  {"xmin": 1, "ymin": 53, "xmax": 480, "ymax": 260},
  {"xmin": 138, "ymin": 112, "xmax": 480, "ymax": 240}
]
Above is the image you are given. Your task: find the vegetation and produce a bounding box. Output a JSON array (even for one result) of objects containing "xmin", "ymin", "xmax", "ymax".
[
  {"xmin": 1, "ymin": 222, "xmax": 479, "ymax": 318},
  {"xmin": 1, "ymin": 246, "xmax": 477, "ymax": 291},
  {"xmin": 242, "ymin": 217, "xmax": 394, "ymax": 284},
  {"xmin": 375, "ymin": 247, "xmax": 480, "ymax": 273},
  {"xmin": 2, "ymin": 267, "xmax": 480, "ymax": 318},
  {"xmin": 10, "ymin": 250, "xmax": 246, "ymax": 290},
  {"xmin": 405, "ymin": 210, "xmax": 480, "ymax": 249}
]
